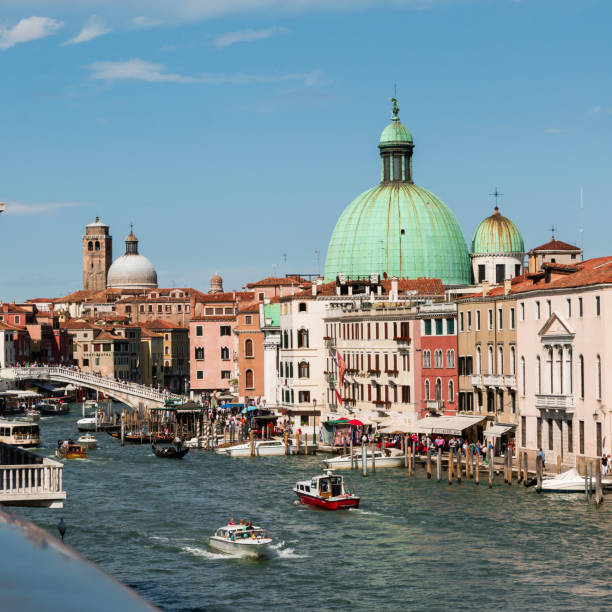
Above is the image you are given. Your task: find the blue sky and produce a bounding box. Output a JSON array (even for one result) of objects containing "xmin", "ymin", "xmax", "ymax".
[{"xmin": 1, "ymin": 0, "xmax": 610, "ymax": 300}]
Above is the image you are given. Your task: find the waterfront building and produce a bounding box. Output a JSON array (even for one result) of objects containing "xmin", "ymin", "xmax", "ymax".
[
  {"xmin": 515, "ymin": 257, "xmax": 612, "ymax": 470},
  {"xmin": 107, "ymin": 229, "xmax": 158, "ymax": 290},
  {"xmin": 470, "ymin": 206, "xmax": 525, "ymax": 285},
  {"xmin": 140, "ymin": 320, "xmax": 188, "ymax": 393},
  {"xmin": 456, "ymin": 281, "xmax": 519, "ymax": 441},
  {"xmin": 260, "ymin": 301, "xmax": 281, "ymax": 408},
  {"xmin": 235, "ymin": 304, "xmax": 264, "ymax": 402},
  {"xmin": 324, "ymin": 99, "xmax": 471, "ymax": 285},
  {"xmin": 0, "ymin": 322, "xmax": 15, "ymax": 367},
  {"xmin": 245, "ymin": 276, "xmax": 311, "ymax": 300},
  {"xmin": 82, "ymin": 217, "xmax": 112, "ymax": 292},
  {"xmin": 140, "ymin": 328, "xmax": 163, "ymax": 388},
  {"xmin": 527, "ymin": 237, "xmax": 582, "ymax": 273}
]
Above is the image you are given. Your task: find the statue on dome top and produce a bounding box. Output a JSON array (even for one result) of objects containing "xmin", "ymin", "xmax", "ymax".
[{"xmin": 390, "ymin": 97, "xmax": 400, "ymax": 121}]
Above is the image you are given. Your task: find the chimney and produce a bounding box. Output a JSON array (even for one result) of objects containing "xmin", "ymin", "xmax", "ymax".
[
  {"xmin": 391, "ymin": 277, "xmax": 399, "ymax": 301},
  {"xmin": 481, "ymin": 281, "xmax": 490, "ymax": 297},
  {"xmin": 311, "ymin": 283, "xmax": 317, "ymax": 297},
  {"xmin": 504, "ymin": 279, "xmax": 512, "ymax": 295}
]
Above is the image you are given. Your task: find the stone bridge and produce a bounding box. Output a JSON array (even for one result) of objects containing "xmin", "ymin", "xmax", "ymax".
[{"xmin": 0, "ymin": 367, "xmax": 185, "ymax": 410}]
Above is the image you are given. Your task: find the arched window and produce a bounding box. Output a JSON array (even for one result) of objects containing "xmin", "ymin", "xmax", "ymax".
[
  {"xmin": 597, "ymin": 355, "xmax": 602, "ymax": 399},
  {"xmin": 298, "ymin": 361, "xmax": 310, "ymax": 378},
  {"xmin": 488, "ymin": 345, "xmax": 494, "ymax": 374},
  {"xmin": 423, "ymin": 350, "xmax": 431, "ymax": 369},
  {"xmin": 279, "ymin": 362, "xmax": 284, "ymax": 377},
  {"xmin": 194, "ymin": 347, "xmax": 204, "ymax": 360},
  {"xmin": 220, "ymin": 346, "xmax": 229, "ymax": 360},
  {"xmin": 297, "ymin": 329, "xmax": 309, "ymax": 348},
  {"xmin": 510, "ymin": 346, "xmax": 516, "ymax": 375},
  {"xmin": 245, "ymin": 369, "xmax": 254, "ymax": 389},
  {"xmin": 521, "ymin": 356, "xmax": 526, "ymax": 395},
  {"xmin": 245, "ymin": 339, "xmax": 254, "ymax": 358},
  {"xmin": 579, "ymin": 354, "xmax": 584, "ymax": 398},
  {"xmin": 476, "ymin": 346, "xmax": 482, "ymax": 374},
  {"xmin": 435, "ymin": 378, "xmax": 442, "ymax": 400},
  {"xmin": 497, "ymin": 346, "xmax": 504, "ymax": 374},
  {"xmin": 536, "ymin": 356, "xmax": 541, "ymax": 394},
  {"xmin": 434, "ymin": 350, "xmax": 442, "ymax": 368},
  {"xmin": 95, "ymin": 240, "xmax": 100, "ymax": 251},
  {"xmin": 283, "ymin": 330, "xmax": 289, "ymax": 348},
  {"xmin": 424, "ymin": 379, "xmax": 430, "ymax": 400},
  {"xmin": 87, "ymin": 241, "xmax": 93, "ymax": 251},
  {"xmin": 446, "ymin": 349, "xmax": 455, "ymax": 369},
  {"xmin": 448, "ymin": 379, "xmax": 454, "ymax": 402},
  {"xmin": 298, "ymin": 302, "xmax": 307, "ymax": 312}
]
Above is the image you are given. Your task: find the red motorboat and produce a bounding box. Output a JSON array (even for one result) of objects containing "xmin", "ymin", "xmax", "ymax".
[{"xmin": 294, "ymin": 470, "xmax": 360, "ymax": 510}]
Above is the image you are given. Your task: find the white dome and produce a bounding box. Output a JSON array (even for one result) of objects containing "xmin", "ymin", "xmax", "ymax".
[{"xmin": 107, "ymin": 254, "xmax": 158, "ymax": 289}]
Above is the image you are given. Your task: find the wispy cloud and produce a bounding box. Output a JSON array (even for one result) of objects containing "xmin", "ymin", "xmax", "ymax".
[
  {"xmin": 62, "ymin": 15, "xmax": 110, "ymax": 45},
  {"xmin": 213, "ymin": 26, "xmax": 290, "ymax": 48},
  {"xmin": 588, "ymin": 105, "xmax": 612, "ymax": 115},
  {"xmin": 130, "ymin": 16, "xmax": 162, "ymax": 28},
  {"xmin": 545, "ymin": 127, "xmax": 567, "ymax": 134},
  {"xmin": 4, "ymin": 201, "xmax": 88, "ymax": 215},
  {"xmin": 0, "ymin": 16, "xmax": 63, "ymax": 50},
  {"xmin": 87, "ymin": 58, "xmax": 323, "ymax": 86}
]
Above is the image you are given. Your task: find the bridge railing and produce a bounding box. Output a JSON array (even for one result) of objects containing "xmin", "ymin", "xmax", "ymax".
[{"xmin": 4, "ymin": 367, "xmax": 185, "ymax": 405}]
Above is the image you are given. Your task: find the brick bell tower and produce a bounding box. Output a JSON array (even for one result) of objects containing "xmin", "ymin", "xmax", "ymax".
[{"xmin": 82, "ymin": 217, "xmax": 112, "ymax": 291}]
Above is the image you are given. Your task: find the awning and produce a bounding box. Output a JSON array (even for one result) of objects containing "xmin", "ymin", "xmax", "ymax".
[
  {"xmin": 484, "ymin": 424, "xmax": 515, "ymax": 438},
  {"xmin": 240, "ymin": 406, "xmax": 259, "ymax": 414},
  {"xmin": 325, "ymin": 418, "xmax": 349, "ymax": 426},
  {"xmin": 253, "ymin": 414, "xmax": 279, "ymax": 421},
  {"xmin": 416, "ymin": 415, "xmax": 488, "ymax": 436},
  {"xmin": 378, "ymin": 417, "xmax": 415, "ymax": 434}
]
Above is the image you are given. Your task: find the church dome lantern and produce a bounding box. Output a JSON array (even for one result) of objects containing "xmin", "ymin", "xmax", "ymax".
[{"xmin": 106, "ymin": 227, "xmax": 158, "ymax": 290}]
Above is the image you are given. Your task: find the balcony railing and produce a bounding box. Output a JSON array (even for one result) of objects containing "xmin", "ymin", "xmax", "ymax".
[
  {"xmin": 504, "ymin": 375, "xmax": 516, "ymax": 389},
  {"xmin": 342, "ymin": 398, "xmax": 356, "ymax": 407},
  {"xmin": 373, "ymin": 400, "xmax": 391, "ymax": 409},
  {"xmin": 394, "ymin": 336, "xmax": 411, "ymax": 350},
  {"xmin": 324, "ymin": 337, "xmax": 336, "ymax": 349},
  {"xmin": 483, "ymin": 374, "xmax": 504, "ymax": 387},
  {"xmin": 426, "ymin": 400, "xmax": 444, "ymax": 410},
  {"xmin": 535, "ymin": 394, "xmax": 575, "ymax": 410},
  {"xmin": 471, "ymin": 375, "xmax": 483, "ymax": 386},
  {"xmin": 368, "ymin": 369, "xmax": 381, "ymax": 378}
]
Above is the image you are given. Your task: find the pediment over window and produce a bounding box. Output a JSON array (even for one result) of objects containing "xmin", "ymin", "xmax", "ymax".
[{"xmin": 538, "ymin": 313, "xmax": 574, "ymax": 343}]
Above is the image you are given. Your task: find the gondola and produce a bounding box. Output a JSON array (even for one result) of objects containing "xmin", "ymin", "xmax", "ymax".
[
  {"xmin": 151, "ymin": 444, "xmax": 189, "ymax": 459},
  {"xmin": 108, "ymin": 432, "xmax": 173, "ymax": 444}
]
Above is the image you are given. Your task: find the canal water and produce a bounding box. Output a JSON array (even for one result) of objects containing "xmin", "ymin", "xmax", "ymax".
[{"xmin": 13, "ymin": 408, "xmax": 612, "ymax": 611}]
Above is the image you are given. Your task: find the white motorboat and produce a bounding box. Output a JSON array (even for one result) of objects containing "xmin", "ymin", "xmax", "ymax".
[
  {"xmin": 77, "ymin": 416, "xmax": 98, "ymax": 431},
  {"xmin": 215, "ymin": 439, "xmax": 286, "ymax": 457},
  {"xmin": 541, "ymin": 468, "xmax": 612, "ymax": 493},
  {"xmin": 209, "ymin": 524, "xmax": 272, "ymax": 558},
  {"xmin": 77, "ymin": 433, "xmax": 98, "ymax": 449},
  {"xmin": 322, "ymin": 447, "xmax": 404, "ymax": 470}
]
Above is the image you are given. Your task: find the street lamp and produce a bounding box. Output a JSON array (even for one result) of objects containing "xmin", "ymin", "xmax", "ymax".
[{"xmin": 312, "ymin": 398, "xmax": 317, "ymax": 445}]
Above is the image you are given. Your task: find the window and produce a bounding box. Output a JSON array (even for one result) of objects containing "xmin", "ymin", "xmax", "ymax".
[
  {"xmin": 298, "ymin": 302, "xmax": 307, "ymax": 312},
  {"xmin": 566, "ymin": 298, "xmax": 571, "ymax": 318},
  {"xmin": 139, "ymin": 305, "xmax": 145, "ymax": 313},
  {"xmin": 515, "ymin": 264, "xmax": 521, "ymax": 277},
  {"xmin": 258, "ymin": 293, "xmax": 265, "ymax": 301},
  {"xmin": 488, "ymin": 309, "xmax": 493, "ymax": 330},
  {"xmin": 548, "ymin": 418, "xmax": 553, "ymax": 451},
  {"xmin": 579, "ymin": 355, "xmax": 584, "ymax": 398},
  {"xmin": 497, "ymin": 308, "xmax": 503, "ymax": 330},
  {"xmin": 488, "ymin": 345, "xmax": 493, "ymax": 374},
  {"xmin": 245, "ymin": 339, "xmax": 254, "ymax": 358},
  {"xmin": 297, "ymin": 329, "xmax": 309, "ymax": 348},
  {"xmin": 521, "ymin": 416, "xmax": 526, "ymax": 447},
  {"xmin": 536, "ymin": 356, "xmax": 541, "ymax": 393},
  {"xmin": 597, "ymin": 355, "xmax": 602, "ymax": 399},
  {"xmin": 478, "ymin": 264, "xmax": 485, "ymax": 282},
  {"xmin": 546, "ymin": 300, "xmax": 551, "ymax": 318},
  {"xmin": 476, "ymin": 346, "xmax": 481, "ymax": 374},
  {"xmin": 596, "ymin": 422, "xmax": 602, "ymax": 457},
  {"xmin": 435, "ymin": 378, "xmax": 442, "ymax": 401},
  {"xmin": 536, "ymin": 302, "xmax": 540, "ymax": 320},
  {"xmin": 424, "ymin": 379, "xmax": 430, "ymax": 400},
  {"xmin": 298, "ymin": 361, "xmax": 310, "ymax": 378},
  {"xmin": 220, "ymin": 326, "xmax": 231, "ymax": 336},
  {"xmin": 221, "ymin": 346, "xmax": 230, "ymax": 360},
  {"xmin": 221, "ymin": 370, "xmax": 231, "ymax": 379},
  {"xmin": 196, "ymin": 326, "xmax": 203, "ymax": 337},
  {"xmin": 567, "ymin": 420, "xmax": 573, "ymax": 453},
  {"xmin": 496, "ymin": 264, "xmax": 505, "ymax": 284},
  {"xmin": 466, "ymin": 312, "xmax": 472, "ymax": 332},
  {"xmin": 434, "ymin": 350, "xmax": 443, "ymax": 368},
  {"xmin": 446, "ymin": 318, "xmax": 454, "ymax": 334},
  {"xmin": 196, "ymin": 370, "xmax": 203, "ymax": 380},
  {"xmin": 424, "ymin": 320, "xmax": 432, "ymax": 335},
  {"xmin": 157, "ymin": 305, "xmax": 163, "ymax": 313},
  {"xmin": 448, "ymin": 380, "xmax": 454, "ymax": 402},
  {"xmin": 521, "ymin": 356, "xmax": 526, "ymax": 395},
  {"xmin": 446, "ymin": 350, "xmax": 455, "ymax": 369},
  {"xmin": 245, "ymin": 315, "xmax": 252, "ymax": 325},
  {"xmin": 579, "ymin": 420, "xmax": 585, "ymax": 454},
  {"xmin": 435, "ymin": 319, "xmax": 443, "ymax": 335},
  {"xmin": 476, "ymin": 310, "xmax": 481, "ymax": 331},
  {"xmin": 520, "ymin": 302, "xmax": 525, "ymax": 321},
  {"xmin": 578, "ymin": 297, "xmax": 583, "ymax": 317},
  {"xmin": 510, "ymin": 307, "xmax": 515, "ymax": 330},
  {"xmin": 245, "ymin": 370, "xmax": 254, "ymax": 389},
  {"xmin": 497, "ymin": 346, "xmax": 504, "ymax": 374},
  {"xmin": 596, "ymin": 296, "xmax": 601, "ymax": 316},
  {"xmin": 423, "ymin": 350, "xmax": 431, "ymax": 368},
  {"xmin": 510, "ymin": 346, "xmax": 516, "ymax": 375},
  {"xmin": 87, "ymin": 241, "xmax": 93, "ymax": 251},
  {"xmin": 537, "ymin": 417, "xmax": 542, "ymax": 449}
]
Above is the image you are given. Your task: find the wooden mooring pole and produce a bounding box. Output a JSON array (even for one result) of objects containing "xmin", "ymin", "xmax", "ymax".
[
  {"xmin": 121, "ymin": 409, "xmax": 125, "ymax": 446},
  {"xmin": 448, "ymin": 451, "xmax": 453, "ymax": 486},
  {"xmin": 466, "ymin": 447, "xmax": 472, "ymax": 479},
  {"xmin": 488, "ymin": 448, "xmax": 494, "ymax": 488},
  {"xmin": 403, "ymin": 435, "xmax": 408, "ymax": 469},
  {"xmin": 350, "ymin": 435, "xmax": 354, "ymax": 470},
  {"xmin": 407, "ymin": 444, "xmax": 412, "ymax": 476},
  {"xmin": 370, "ymin": 442, "xmax": 376, "ymax": 473},
  {"xmin": 250, "ymin": 431, "xmax": 255, "ymax": 457},
  {"xmin": 436, "ymin": 448, "xmax": 442, "ymax": 482},
  {"xmin": 588, "ymin": 461, "xmax": 593, "ymax": 501},
  {"xmin": 557, "ymin": 454, "xmax": 562, "ymax": 474},
  {"xmin": 507, "ymin": 449, "xmax": 513, "ymax": 486},
  {"xmin": 475, "ymin": 451, "xmax": 480, "ymax": 485},
  {"xmin": 536, "ymin": 455, "xmax": 543, "ymax": 492},
  {"xmin": 595, "ymin": 461, "xmax": 603, "ymax": 508},
  {"xmin": 456, "ymin": 451, "xmax": 462, "ymax": 484},
  {"xmin": 411, "ymin": 439, "xmax": 416, "ymax": 473},
  {"xmin": 284, "ymin": 430, "xmax": 289, "ymax": 456},
  {"xmin": 361, "ymin": 442, "xmax": 367, "ymax": 477},
  {"xmin": 426, "ymin": 447, "xmax": 432, "ymax": 479},
  {"xmin": 523, "ymin": 451, "xmax": 529, "ymax": 486}
]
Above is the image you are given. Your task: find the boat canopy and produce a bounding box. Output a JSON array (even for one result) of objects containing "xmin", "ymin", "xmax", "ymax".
[{"xmin": 484, "ymin": 424, "xmax": 515, "ymax": 438}]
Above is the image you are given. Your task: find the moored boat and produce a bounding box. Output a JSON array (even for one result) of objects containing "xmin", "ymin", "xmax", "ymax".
[
  {"xmin": 37, "ymin": 401, "xmax": 69, "ymax": 416},
  {"xmin": 214, "ymin": 439, "xmax": 285, "ymax": 457},
  {"xmin": 56, "ymin": 443, "xmax": 87, "ymax": 459},
  {"xmin": 0, "ymin": 419, "xmax": 41, "ymax": 447},
  {"xmin": 209, "ymin": 524, "xmax": 272, "ymax": 558},
  {"xmin": 77, "ymin": 433, "xmax": 98, "ymax": 449},
  {"xmin": 322, "ymin": 447, "xmax": 404, "ymax": 470},
  {"xmin": 541, "ymin": 468, "xmax": 612, "ymax": 493},
  {"xmin": 294, "ymin": 469, "xmax": 359, "ymax": 510},
  {"xmin": 151, "ymin": 444, "xmax": 189, "ymax": 459}
]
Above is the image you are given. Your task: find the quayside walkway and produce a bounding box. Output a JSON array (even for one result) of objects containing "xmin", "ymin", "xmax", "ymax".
[
  {"xmin": 0, "ymin": 443, "xmax": 65, "ymax": 509},
  {"xmin": 0, "ymin": 366, "xmax": 185, "ymax": 410}
]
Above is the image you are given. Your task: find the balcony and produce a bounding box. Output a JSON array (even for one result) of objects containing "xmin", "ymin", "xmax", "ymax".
[
  {"xmin": 483, "ymin": 374, "xmax": 504, "ymax": 387},
  {"xmin": 385, "ymin": 369, "xmax": 399, "ymax": 378},
  {"xmin": 368, "ymin": 369, "xmax": 381, "ymax": 378},
  {"xmin": 373, "ymin": 400, "xmax": 391, "ymax": 411},
  {"xmin": 426, "ymin": 400, "xmax": 444, "ymax": 411},
  {"xmin": 342, "ymin": 398, "xmax": 356, "ymax": 407},
  {"xmin": 471, "ymin": 375, "xmax": 483, "ymax": 386},
  {"xmin": 323, "ymin": 337, "xmax": 336, "ymax": 349},
  {"xmin": 535, "ymin": 394, "xmax": 575, "ymax": 411},
  {"xmin": 394, "ymin": 336, "xmax": 411, "ymax": 350},
  {"xmin": 504, "ymin": 375, "xmax": 516, "ymax": 389}
]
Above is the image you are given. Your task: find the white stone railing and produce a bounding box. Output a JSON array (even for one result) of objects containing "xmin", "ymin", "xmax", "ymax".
[
  {"xmin": 483, "ymin": 374, "xmax": 504, "ymax": 387},
  {"xmin": 471, "ymin": 375, "xmax": 483, "ymax": 386},
  {"xmin": 1, "ymin": 367, "xmax": 185, "ymax": 405},
  {"xmin": 0, "ymin": 458, "xmax": 65, "ymax": 508},
  {"xmin": 504, "ymin": 375, "xmax": 516, "ymax": 388},
  {"xmin": 535, "ymin": 394, "xmax": 575, "ymax": 409}
]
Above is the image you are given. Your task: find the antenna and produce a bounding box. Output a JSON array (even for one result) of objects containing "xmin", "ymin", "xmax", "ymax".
[
  {"xmin": 314, "ymin": 250, "xmax": 321, "ymax": 276},
  {"xmin": 579, "ymin": 186, "xmax": 584, "ymax": 252}
]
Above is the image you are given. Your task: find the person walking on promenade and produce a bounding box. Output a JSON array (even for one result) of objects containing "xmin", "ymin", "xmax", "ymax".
[{"xmin": 537, "ymin": 448, "xmax": 546, "ymax": 469}]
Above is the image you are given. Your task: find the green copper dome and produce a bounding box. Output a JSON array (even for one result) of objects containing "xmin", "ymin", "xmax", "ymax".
[
  {"xmin": 324, "ymin": 99, "xmax": 471, "ymax": 285},
  {"xmin": 471, "ymin": 207, "xmax": 524, "ymax": 254},
  {"xmin": 380, "ymin": 121, "xmax": 413, "ymax": 144}
]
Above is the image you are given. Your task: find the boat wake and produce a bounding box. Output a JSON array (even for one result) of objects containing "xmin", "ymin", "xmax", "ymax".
[
  {"xmin": 268, "ymin": 541, "xmax": 308, "ymax": 559},
  {"xmin": 182, "ymin": 545, "xmax": 231, "ymax": 561}
]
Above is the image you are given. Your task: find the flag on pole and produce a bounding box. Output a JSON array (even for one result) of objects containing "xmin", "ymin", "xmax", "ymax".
[
  {"xmin": 335, "ymin": 388, "xmax": 343, "ymax": 405},
  {"xmin": 337, "ymin": 351, "xmax": 346, "ymax": 387}
]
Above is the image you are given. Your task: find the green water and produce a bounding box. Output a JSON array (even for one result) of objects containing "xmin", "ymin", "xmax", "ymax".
[{"xmin": 14, "ymin": 408, "xmax": 612, "ymax": 611}]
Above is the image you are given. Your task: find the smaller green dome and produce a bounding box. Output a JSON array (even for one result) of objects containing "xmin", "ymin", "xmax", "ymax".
[
  {"xmin": 471, "ymin": 207, "xmax": 524, "ymax": 254},
  {"xmin": 379, "ymin": 97, "xmax": 413, "ymax": 145}
]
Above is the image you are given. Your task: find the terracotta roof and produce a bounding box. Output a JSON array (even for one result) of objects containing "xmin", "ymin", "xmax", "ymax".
[
  {"xmin": 197, "ymin": 291, "xmax": 253, "ymax": 303},
  {"xmin": 94, "ymin": 331, "xmax": 122, "ymax": 341},
  {"xmin": 26, "ymin": 298, "xmax": 54, "ymax": 303},
  {"xmin": 238, "ymin": 305, "xmax": 260, "ymax": 314},
  {"xmin": 53, "ymin": 290, "xmax": 96, "ymax": 303},
  {"xmin": 140, "ymin": 328, "xmax": 163, "ymax": 338},
  {"xmin": 530, "ymin": 239, "xmax": 580, "ymax": 252},
  {"xmin": 141, "ymin": 319, "xmax": 188, "ymax": 330},
  {"xmin": 0, "ymin": 304, "xmax": 31, "ymax": 313},
  {"xmin": 0, "ymin": 321, "xmax": 26, "ymax": 331},
  {"xmin": 60, "ymin": 319, "xmax": 102, "ymax": 330},
  {"xmin": 383, "ymin": 278, "xmax": 445, "ymax": 296},
  {"xmin": 246, "ymin": 276, "xmax": 311, "ymax": 288},
  {"xmin": 190, "ymin": 316, "xmax": 235, "ymax": 323}
]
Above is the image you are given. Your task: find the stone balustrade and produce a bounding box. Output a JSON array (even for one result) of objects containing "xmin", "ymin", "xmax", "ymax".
[{"xmin": 535, "ymin": 394, "xmax": 575, "ymax": 410}]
